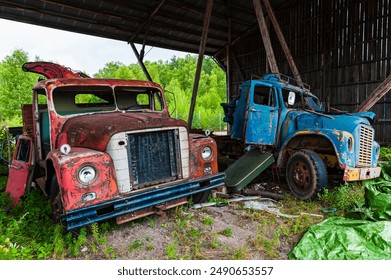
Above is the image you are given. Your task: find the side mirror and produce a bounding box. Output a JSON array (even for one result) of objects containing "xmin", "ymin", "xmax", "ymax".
[
  {"xmin": 287, "ymin": 91, "xmax": 296, "ymax": 106},
  {"xmin": 164, "ymin": 90, "xmax": 177, "ymax": 117}
]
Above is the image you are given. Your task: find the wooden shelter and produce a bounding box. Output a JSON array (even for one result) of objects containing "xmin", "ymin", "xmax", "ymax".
[{"xmin": 0, "ymin": 0, "xmax": 390, "ymax": 142}]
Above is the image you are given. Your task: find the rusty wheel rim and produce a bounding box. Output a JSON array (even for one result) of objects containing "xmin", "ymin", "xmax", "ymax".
[{"xmin": 291, "ymin": 161, "xmax": 311, "ymax": 190}]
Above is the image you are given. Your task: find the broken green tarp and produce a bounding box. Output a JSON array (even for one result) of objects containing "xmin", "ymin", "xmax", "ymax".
[
  {"xmin": 288, "ymin": 217, "xmax": 391, "ymax": 260},
  {"xmin": 290, "ymin": 162, "xmax": 391, "ymax": 260}
]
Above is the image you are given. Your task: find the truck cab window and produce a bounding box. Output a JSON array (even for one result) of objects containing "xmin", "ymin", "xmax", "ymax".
[
  {"xmin": 115, "ymin": 87, "xmax": 163, "ymax": 111},
  {"xmin": 253, "ymin": 85, "xmax": 275, "ymax": 107},
  {"xmin": 15, "ymin": 138, "xmax": 31, "ymax": 163},
  {"xmin": 154, "ymin": 92, "xmax": 162, "ymax": 111},
  {"xmin": 136, "ymin": 93, "xmax": 150, "ymax": 108},
  {"xmin": 37, "ymin": 92, "xmax": 47, "ymax": 105},
  {"xmin": 53, "ymin": 86, "xmax": 115, "ymax": 115}
]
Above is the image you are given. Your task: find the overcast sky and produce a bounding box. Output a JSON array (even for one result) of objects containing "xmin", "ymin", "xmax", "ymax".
[{"xmin": 0, "ymin": 18, "xmax": 190, "ymax": 75}]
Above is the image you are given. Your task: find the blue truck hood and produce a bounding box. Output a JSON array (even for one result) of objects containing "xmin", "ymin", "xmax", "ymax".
[
  {"xmin": 287, "ymin": 110, "xmax": 374, "ymax": 133},
  {"xmin": 349, "ymin": 111, "xmax": 376, "ymax": 123}
]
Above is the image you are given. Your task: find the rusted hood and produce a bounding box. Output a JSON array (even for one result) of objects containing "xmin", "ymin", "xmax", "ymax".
[{"xmin": 60, "ymin": 112, "xmax": 187, "ymax": 151}]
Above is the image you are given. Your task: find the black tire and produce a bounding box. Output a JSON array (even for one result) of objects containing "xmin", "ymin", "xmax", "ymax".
[
  {"xmin": 50, "ymin": 175, "xmax": 63, "ymax": 223},
  {"xmin": 191, "ymin": 189, "xmax": 211, "ymax": 204},
  {"xmin": 286, "ymin": 149, "xmax": 328, "ymax": 200}
]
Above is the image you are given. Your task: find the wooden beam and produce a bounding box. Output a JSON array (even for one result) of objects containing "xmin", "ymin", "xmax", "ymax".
[
  {"xmin": 169, "ymin": 0, "xmax": 252, "ymax": 27},
  {"xmin": 130, "ymin": 42, "xmax": 153, "ymax": 82},
  {"xmin": 188, "ymin": 0, "xmax": 214, "ymax": 128},
  {"xmin": 227, "ymin": 0, "xmax": 232, "ymax": 102},
  {"xmin": 252, "ymin": 0, "xmax": 279, "ymax": 74},
  {"xmin": 130, "ymin": 0, "xmax": 166, "ymax": 42},
  {"xmin": 356, "ymin": 74, "xmax": 391, "ymax": 112},
  {"xmin": 226, "ymin": 0, "xmax": 232, "ymax": 133},
  {"xmin": 262, "ymin": 0, "xmax": 302, "ymax": 84}
]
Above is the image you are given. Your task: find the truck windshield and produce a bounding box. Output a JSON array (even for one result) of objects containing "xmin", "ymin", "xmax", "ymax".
[
  {"xmin": 281, "ymin": 88, "xmax": 321, "ymax": 110},
  {"xmin": 52, "ymin": 85, "xmax": 163, "ymax": 116}
]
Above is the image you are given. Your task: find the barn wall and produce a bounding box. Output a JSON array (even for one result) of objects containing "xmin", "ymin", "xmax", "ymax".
[{"xmin": 217, "ymin": 0, "xmax": 391, "ymax": 144}]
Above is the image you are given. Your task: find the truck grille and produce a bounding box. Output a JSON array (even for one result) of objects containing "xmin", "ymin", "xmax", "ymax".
[
  {"xmin": 358, "ymin": 125, "xmax": 373, "ymax": 167},
  {"xmin": 127, "ymin": 129, "xmax": 181, "ymax": 189}
]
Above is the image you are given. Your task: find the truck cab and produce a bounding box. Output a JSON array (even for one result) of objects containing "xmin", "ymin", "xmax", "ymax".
[
  {"xmin": 223, "ymin": 74, "xmax": 381, "ymax": 199},
  {"xmin": 6, "ymin": 62, "xmax": 225, "ymax": 230}
]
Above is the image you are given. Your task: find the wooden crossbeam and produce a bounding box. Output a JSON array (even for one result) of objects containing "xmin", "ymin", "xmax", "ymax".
[
  {"xmin": 252, "ymin": 0, "xmax": 279, "ymax": 74},
  {"xmin": 263, "ymin": 0, "xmax": 302, "ymax": 85},
  {"xmin": 356, "ymin": 74, "xmax": 391, "ymax": 112}
]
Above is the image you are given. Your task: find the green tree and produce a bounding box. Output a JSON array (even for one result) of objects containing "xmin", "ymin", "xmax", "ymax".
[
  {"xmin": 93, "ymin": 61, "xmax": 123, "ymax": 78},
  {"xmin": 0, "ymin": 49, "xmax": 38, "ymax": 125}
]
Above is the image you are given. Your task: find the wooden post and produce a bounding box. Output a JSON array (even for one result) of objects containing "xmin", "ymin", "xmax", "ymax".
[
  {"xmin": 356, "ymin": 74, "xmax": 391, "ymax": 112},
  {"xmin": 130, "ymin": 42, "xmax": 153, "ymax": 82},
  {"xmin": 262, "ymin": 0, "xmax": 302, "ymax": 84},
  {"xmin": 227, "ymin": 0, "xmax": 232, "ymax": 103},
  {"xmin": 226, "ymin": 0, "xmax": 232, "ymax": 133},
  {"xmin": 188, "ymin": 0, "xmax": 213, "ymax": 128},
  {"xmin": 252, "ymin": 0, "xmax": 279, "ymax": 74}
]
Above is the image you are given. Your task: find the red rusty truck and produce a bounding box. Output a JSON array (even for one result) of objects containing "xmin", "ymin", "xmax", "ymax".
[{"xmin": 5, "ymin": 62, "xmax": 224, "ymax": 230}]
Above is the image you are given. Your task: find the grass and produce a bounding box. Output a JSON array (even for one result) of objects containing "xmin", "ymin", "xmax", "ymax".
[
  {"xmin": 320, "ymin": 183, "xmax": 364, "ymax": 208},
  {"xmin": 0, "ymin": 163, "xmax": 369, "ymax": 260},
  {"xmin": 230, "ymin": 246, "xmax": 251, "ymax": 260},
  {"xmin": 219, "ymin": 227, "xmax": 233, "ymax": 237},
  {"xmin": 201, "ymin": 215, "xmax": 214, "ymax": 225},
  {"xmin": 0, "ymin": 173, "xmax": 117, "ymax": 259},
  {"xmin": 166, "ymin": 242, "xmax": 178, "ymax": 259}
]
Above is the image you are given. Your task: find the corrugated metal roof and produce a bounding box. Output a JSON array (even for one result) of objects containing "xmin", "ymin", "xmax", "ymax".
[{"xmin": 0, "ymin": 0, "xmax": 290, "ymax": 56}]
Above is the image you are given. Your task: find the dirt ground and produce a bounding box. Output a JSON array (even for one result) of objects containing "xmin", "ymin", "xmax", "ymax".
[{"xmin": 77, "ymin": 178, "xmax": 325, "ymax": 260}]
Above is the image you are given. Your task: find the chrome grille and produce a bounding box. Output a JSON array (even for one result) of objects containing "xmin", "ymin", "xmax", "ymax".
[{"xmin": 358, "ymin": 125, "xmax": 373, "ymax": 166}]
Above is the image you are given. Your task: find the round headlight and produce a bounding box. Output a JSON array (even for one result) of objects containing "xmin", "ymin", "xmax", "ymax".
[
  {"xmin": 78, "ymin": 165, "xmax": 97, "ymax": 184},
  {"xmin": 201, "ymin": 146, "xmax": 212, "ymax": 160}
]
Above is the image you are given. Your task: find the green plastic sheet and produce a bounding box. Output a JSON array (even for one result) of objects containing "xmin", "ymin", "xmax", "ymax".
[
  {"xmin": 290, "ymin": 162, "xmax": 391, "ymax": 260},
  {"xmin": 362, "ymin": 164, "xmax": 391, "ymax": 221},
  {"xmin": 289, "ymin": 217, "xmax": 391, "ymax": 260}
]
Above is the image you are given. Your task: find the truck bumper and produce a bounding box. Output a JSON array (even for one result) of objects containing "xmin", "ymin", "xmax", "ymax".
[
  {"xmin": 343, "ymin": 167, "xmax": 381, "ymax": 181},
  {"xmin": 62, "ymin": 173, "xmax": 225, "ymax": 231}
]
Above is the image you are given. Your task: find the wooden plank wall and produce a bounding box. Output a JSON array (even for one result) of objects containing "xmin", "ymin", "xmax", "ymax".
[{"xmin": 218, "ymin": 0, "xmax": 391, "ymax": 143}]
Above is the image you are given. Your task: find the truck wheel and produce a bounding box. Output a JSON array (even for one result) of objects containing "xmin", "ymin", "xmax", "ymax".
[
  {"xmin": 286, "ymin": 149, "xmax": 327, "ymax": 200},
  {"xmin": 50, "ymin": 175, "xmax": 63, "ymax": 223},
  {"xmin": 191, "ymin": 189, "xmax": 211, "ymax": 204}
]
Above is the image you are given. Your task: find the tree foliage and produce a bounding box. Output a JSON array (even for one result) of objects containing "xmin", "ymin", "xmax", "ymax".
[
  {"xmin": 0, "ymin": 49, "xmax": 39, "ymax": 126},
  {"xmin": 0, "ymin": 50, "xmax": 226, "ymax": 130}
]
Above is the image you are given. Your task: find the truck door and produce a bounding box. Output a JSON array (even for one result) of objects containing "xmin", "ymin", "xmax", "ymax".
[
  {"xmin": 245, "ymin": 84, "xmax": 279, "ymax": 145},
  {"xmin": 6, "ymin": 136, "xmax": 34, "ymax": 205},
  {"xmin": 231, "ymin": 85, "xmax": 250, "ymax": 140}
]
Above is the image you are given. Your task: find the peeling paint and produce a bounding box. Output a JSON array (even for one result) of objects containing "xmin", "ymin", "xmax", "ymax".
[
  {"xmin": 9, "ymin": 61, "xmax": 224, "ymax": 229},
  {"xmin": 222, "ymin": 73, "xmax": 381, "ymax": 194}
]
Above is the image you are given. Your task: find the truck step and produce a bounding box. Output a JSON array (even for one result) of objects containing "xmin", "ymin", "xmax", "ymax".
[{"xmin": 224, "ymin": 150, "xmax": 274, "ymax": 192}]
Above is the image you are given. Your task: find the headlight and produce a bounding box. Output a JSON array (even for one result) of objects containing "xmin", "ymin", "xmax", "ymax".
[
  {"xmin": 201, "ymin": 146, "xmax": 212, "ymax": 160},
  {"xmin": 78, "ymin": 165, "xmax": 97, "ymax": 184}
]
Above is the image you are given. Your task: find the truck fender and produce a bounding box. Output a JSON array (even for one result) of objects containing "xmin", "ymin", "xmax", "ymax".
[
  {"xmin": 46, "ymin": 147, "xmax": 119, "ymax": 212},
  {"xmin": 189, "ymin": 134, "xmax": 219, "ymax": 179},
  {"xmin": 276, "ymin": 130, "xmax": 355, "ymax": 169}
]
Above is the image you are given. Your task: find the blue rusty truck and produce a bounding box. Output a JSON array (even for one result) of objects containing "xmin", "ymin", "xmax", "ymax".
[{"xmin": 221, "ymin": 74, "xmax": 381, "ymax": 199}]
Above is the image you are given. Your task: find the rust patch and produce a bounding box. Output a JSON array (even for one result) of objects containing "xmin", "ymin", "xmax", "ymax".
[{"xmin": 189, "ymin": 134, "xmax": 219, "ymax": 179}]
